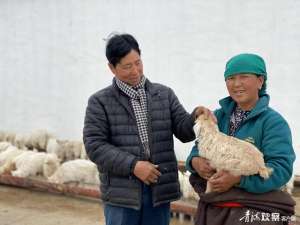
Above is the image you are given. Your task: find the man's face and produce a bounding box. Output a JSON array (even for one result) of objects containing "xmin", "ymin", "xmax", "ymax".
[
  {"xmin": 225, "ymin": 73, "xmax": 264, "ymax": 110},
  {"xmin": 109, "ymin": 49, "xmax": 143, "ymax": 87}
]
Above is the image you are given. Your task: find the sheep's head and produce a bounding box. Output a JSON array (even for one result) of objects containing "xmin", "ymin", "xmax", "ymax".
[
  {"xmin": 43, "ymin": 154, "xmax": 60, "ymax": 177},
  {"xmin": 194, "ymin": 114, "xmax": 219, "ymax": 139}
]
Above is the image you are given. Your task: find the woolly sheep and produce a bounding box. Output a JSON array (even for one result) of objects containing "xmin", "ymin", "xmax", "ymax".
[
  {"xmin": 46, "ymin": 138, "xmax": 65, "ymax": 162},
  {"xmin": 46, "ymin": 139, "xmax": 87, "ymax": 162},
  {"xmin": 0, "ymin": 131, "xmax": 5, "ymax": 142},
  {"xmin": 63, "ymin": 140, "xmax": 83, "ymax": 161},
  {"xmin": 80, "ymin": 144, "xmax": 88, "ymax": 160},
  {"xmin": 42, "ymin": 153, "xmax": 60, "ymax": 177},
  {"xmin": 284, "ymin": 145, "xmax": 300, "ymax": 194},
  {"xmin": 48, "ymin": 159, "xmax": 100, "ymax": 185},
  {"xmin": 178, "ymin": 171, "xmax": 199, "ymax": 201},
  {"xmin": 0, "ymin": 131, "xmax": 16, "ymax": 144},
  {"xmin": 0, "ymin": 142, "xmax": 12, "ymax": 153},
  {"xmin": 26, "ymin": 129, "xmax": 53, "ymax": 151},
  {"xmin": 0, "ymin": 146, "xmax": 25, "ymax": 174},
  {"xmin": 14, "ymin": 133, "xmax": 30, "ymax": 149},
  {"xmin": 194, "ymin": 115, "xmax": 272, "ymax": 193},
  {"xmin": 10, "ymin": 151, "xmax": 60, "ymax": 178},
  {"xmin": 282, "ymin": 175, "xmax": 294, "ymax": 195}
]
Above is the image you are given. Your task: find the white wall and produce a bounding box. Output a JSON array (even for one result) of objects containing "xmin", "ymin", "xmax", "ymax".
[{"xmin": 0, "ymin": 0, "xmax": 299, "ymax": 173}]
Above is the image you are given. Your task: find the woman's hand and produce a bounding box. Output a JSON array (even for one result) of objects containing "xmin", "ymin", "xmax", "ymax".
[
  {"xmin": 191, "ymin": 157, "xmax": 216, "ymax": 180},
  {"xmin": 209, "ymin": 170, "xmax": 241, "ymax": 192}
]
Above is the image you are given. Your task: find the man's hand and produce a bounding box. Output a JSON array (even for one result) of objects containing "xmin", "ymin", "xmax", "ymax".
[
  {"xmin": 133, "ymin": 161, "xmax": 161, "ymax": 185},
  {"xmin": 195, "ymin": 106, "xmax": 217, "ymax": 123},
  {"xmin": 192, "ymin": 157, "xmax": 216, "ymax": 180},
  {"xmin": 209, "ymin": 170, "xmax": 241, "ymax": 193}
]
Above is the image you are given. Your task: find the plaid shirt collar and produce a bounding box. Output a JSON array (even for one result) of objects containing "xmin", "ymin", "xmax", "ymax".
[
  {"xmin": 115, "ymin": 76, "xmax": 146, "ymax": 99},
  {"xmin": 114, "ymin": 75, "xmax": 150, "ymax": 159}
]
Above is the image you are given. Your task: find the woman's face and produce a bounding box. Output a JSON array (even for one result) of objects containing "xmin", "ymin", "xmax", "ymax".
[{"xmin": 226, "ymin": 74, "xmax": 264, "ymax": 110}]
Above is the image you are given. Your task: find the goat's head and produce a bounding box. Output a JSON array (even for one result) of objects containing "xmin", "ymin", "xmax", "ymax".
[
  {"xmin": 194, "ymin": 114, "xmax": 218, "ymax": 139},
  {"xmin": 43, "ymin": 153, "xmax": 60, "ymax": 177}
]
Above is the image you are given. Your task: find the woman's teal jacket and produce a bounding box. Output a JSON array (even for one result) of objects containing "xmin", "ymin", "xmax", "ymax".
[{"xmin": 186, "ymin": 94, "xmax": 295, "ymax": 193}]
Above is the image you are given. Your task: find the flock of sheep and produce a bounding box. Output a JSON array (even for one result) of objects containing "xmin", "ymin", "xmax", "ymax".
[
  {"xmin": 0, "ymin": 129, "xmax": 199, "ymax": 201},
  {"xmin": 0, "ymin": 130, "xmax": 100, "ymax": 185},
  {"xmin": 0, "ymin": 127, "xmax": 294, "ymax": 199}
]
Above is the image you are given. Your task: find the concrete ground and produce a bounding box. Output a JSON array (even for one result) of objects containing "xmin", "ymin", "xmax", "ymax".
[
  {"xmin": 1, "ymin": 183, "xmax": 300, "ymax": 225},
  {"xmin": 0, "ymin": 185, "xmax": 193, "ymax": 225},
  {"xmin": 0, "ymin": 185, "xmax": 103, "ymax": 225}
]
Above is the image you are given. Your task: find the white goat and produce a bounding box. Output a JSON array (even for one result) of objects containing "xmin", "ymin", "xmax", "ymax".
[
  {"xmin": 0, "ymin": 142, "xmax": 12, "ymax": 153},
  {"xmin": 80, "ymin": 144, "xmax": 88, "ymax": 160},
  {"xmin": 26, "ymin": 129, "xmax": 53, "ymax": 151},
  {"xmin": 48, "ymin": 159, "xmax": 100, "ymax": 185},
  {"xmin": 178, "ymin": 171, "xmax": 199, "ymax": 201},
  {"xmin": 0, "ymin": 146, "xmax": 26, "ymax": 174},
  {"xmin": 282, "ymin": 175, "xmax": 294, "ymax": 195},
  {"xmin": 10, "ymin": 151, "xmax": 60, "ymax": 178},
  {"xmin": 46, "ymin": 139, "xmax": 87, "ymax": 162},
  {"xmin": 194, "ymin": 115, "xmax": 272, "ymax": 193},
  {"xmin": 0, "ymin": 131, "xmax": 5, "ymax": 142},
  {"xmin": 63, "ymin": 140, "xmax": 84, "ymax": 161},
  {"xmin": 14, "ymin": 133, "xmax": 30, "ymax": 149},
  {"xmin": 46, "ymin": 138, "xmax": 65, "ymax": 162},
  {"xmin": 0, "ymin": 131, "xmax": 16, "ymax": 144}
]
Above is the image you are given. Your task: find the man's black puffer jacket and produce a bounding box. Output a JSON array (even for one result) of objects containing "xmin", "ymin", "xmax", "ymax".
[{"xmin": 83, "ymin": 78, "xmax": 195, "ymax": 210}]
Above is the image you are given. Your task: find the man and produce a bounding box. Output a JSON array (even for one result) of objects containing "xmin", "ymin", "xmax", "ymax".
[{"xmin": 83, "ymin": 33, "xmax": 208, "ymax": 225}]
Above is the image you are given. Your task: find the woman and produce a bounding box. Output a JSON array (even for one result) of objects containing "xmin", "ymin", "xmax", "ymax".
[{"xmin": 185, "ymin": 53, "xmax": 296, "ymax": 225}]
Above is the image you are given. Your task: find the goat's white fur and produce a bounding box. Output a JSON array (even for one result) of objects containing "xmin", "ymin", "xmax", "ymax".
[
  {"xmin": 0, "ymin": 146, "xmax": 26, "ymax": 174},
  {"xmin": 14, "ymin": 133, "xmax": 30, "ymax": 149},
  {"xmin": 0, "ymin": 142, "xmax": 12, "ymax": 153},
  {"xmin": 26, "ymin": 129, "xmax": 53, "ymax": 151},
  {"xmin": 194, "ymin": 115, "xmax": 272, "ymax": 193},
  {"xmin": 282, "ymin": 175, "xmax": 294, "ymax": 195},
  {"xmin": 46, "ymin": 138, "xmax": 65, "ymax": 162},
  {"xmin": 48, "ymin": 159, "xmax": 99, "ymax": 185},
  {"xmin": 46, "ymin": 139, "xmax": 88, "ymax": 162},
  {"xmin": 0, "ymin": 131, "xmax": 16, "ymax": 144},
  {"xmin": 178, "ymin": 171, "xmax": 199, "ymax": 200},
  {"xmin": 5, "ymin": 151, "xmax": 60, "ymax": 178}
]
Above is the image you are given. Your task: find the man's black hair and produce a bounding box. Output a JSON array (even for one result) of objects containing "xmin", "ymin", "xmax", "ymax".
[{"xmin": 105, "ymin": 33, "xmax": 141, "ymax": 67}]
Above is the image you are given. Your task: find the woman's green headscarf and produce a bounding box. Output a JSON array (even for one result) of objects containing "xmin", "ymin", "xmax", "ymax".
[{"xmin": 224, "ymin": 53, "xmax": 267, "ymax": 96}]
